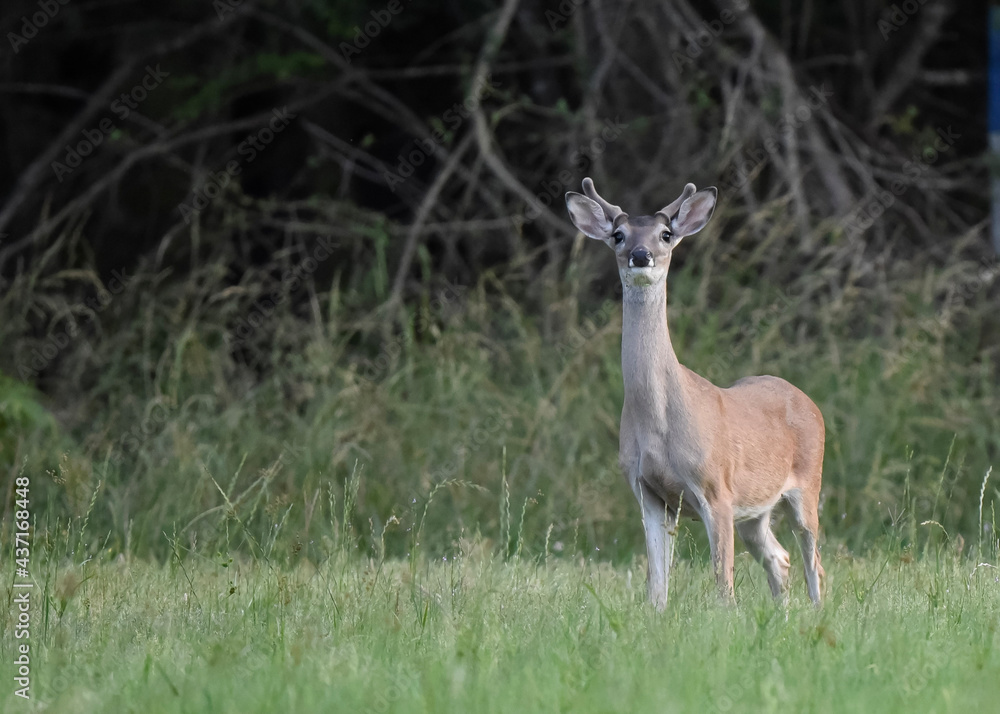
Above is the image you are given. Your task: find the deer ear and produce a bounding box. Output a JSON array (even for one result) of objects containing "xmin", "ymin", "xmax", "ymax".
[
  {"xmin": 670, "ymin": 187, "xmax": 717, "ymax": 238},
  {"xmin": 565, "ymin": 192, "xmax": 613, "ymax": 240}
]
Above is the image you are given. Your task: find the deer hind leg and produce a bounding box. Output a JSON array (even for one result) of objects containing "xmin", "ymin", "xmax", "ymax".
[
  {"xmin": 736, "ymin": 513, "xmax": 790, "ymax": 601},
  {"xmin": 782, "ymin": 489, "xmax": 824, "ymax": 605}
]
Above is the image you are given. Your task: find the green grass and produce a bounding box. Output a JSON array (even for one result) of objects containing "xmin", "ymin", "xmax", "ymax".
[{"xmin": 3, "ymin": 543, "xmax": 998, "ymax": 713}]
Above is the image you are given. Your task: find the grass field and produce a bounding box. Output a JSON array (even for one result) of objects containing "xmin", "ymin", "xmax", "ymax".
[{"xmin": 3, "ymin": 539, "xmax": 999, "ymax": 713}]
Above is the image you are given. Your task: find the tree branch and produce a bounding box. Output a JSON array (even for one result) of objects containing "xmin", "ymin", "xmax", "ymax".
[{"xmin": 868, "ymin": 0, "xmax": 955, "ymax": 129}]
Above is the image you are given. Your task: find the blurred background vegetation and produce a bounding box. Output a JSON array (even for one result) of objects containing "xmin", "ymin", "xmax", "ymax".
[{"xmin": 0, "ymin": 0, "xmax": 996, "ymax": 566}]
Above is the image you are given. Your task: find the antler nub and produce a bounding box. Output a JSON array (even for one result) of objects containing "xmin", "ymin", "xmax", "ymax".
[
  {"xmin": 582, "ymin": 177, "xmax": 626, "ymax": 223},
  {"xmin": 657, "ymin": 182, "xmax": 697, "ymax": 222}
]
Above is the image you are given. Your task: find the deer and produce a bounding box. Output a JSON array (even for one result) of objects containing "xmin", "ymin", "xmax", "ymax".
[{"xmin": 565, "ymin": 177, "xmax": 825, "ymax": 610}]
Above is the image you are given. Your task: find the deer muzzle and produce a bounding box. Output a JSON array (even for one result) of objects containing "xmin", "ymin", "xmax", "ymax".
[{"xmin": 629, "ymin": 247, "xmax": 653, "ymax": 268}]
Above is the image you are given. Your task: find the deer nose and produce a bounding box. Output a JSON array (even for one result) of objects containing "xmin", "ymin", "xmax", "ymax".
[{"xmin": 630, "ymin": 248, "xmax": 653, "ymax": 268}]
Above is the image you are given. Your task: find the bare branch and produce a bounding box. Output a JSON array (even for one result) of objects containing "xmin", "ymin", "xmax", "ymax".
[
  {"xmin": 868, "ymin": 0, "xmax": 955, "ymax": 129},
  {"xmin": 387, "ymin": 132, "xmax": 476, "ymax": 310}
]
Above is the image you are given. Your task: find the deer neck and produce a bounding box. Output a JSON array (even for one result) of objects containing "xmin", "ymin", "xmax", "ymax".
[{"xmin": 621, "ymin": 282, "xmax": 689, "ymax": 423}]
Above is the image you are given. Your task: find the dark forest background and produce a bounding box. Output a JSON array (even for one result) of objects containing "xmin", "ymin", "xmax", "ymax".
[{"xmin": 0, "ymin": 0, "xmax": 997, "ymax": 564}]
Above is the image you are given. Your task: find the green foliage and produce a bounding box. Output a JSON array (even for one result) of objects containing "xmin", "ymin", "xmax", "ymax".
[
  {"xmin": 169, "ymin": 51, "xmax": 322, "ymax": 121},
  {"xmin": 308, "ymin": 0, "xmax": 375, "ymax": 38},
  {"xmin": 169, "ymin": 71, "xmax": 249, "ymax": 122},
  {"xmin": 254, "ymin": 51, "xmax": 326, "ymax": 79},
  {"xmin": 0, "ymin": 225, "xmax": 997, "ymax": 563},
  {"xmin": 0, "ymin": 371, "xmax": 57, "ymax": 470}
]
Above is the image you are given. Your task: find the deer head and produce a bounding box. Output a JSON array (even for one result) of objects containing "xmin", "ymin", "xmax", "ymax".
[{"xmin": 565, "ymin": 177, "xmax": 717, "ymax": 289}]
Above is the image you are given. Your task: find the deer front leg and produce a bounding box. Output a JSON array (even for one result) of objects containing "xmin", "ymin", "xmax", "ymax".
[
  {"xmin": 704, "ymin": 501, "xmax": 736, "ymax": 603},
  {"xmin": 637, "ymin": 482, "xmax": 675, "ymax": 611}
]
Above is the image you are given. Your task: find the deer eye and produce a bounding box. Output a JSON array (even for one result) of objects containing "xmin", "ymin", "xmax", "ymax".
[
  {"xmin": 661, "ymin": 230, "xmax": 673, "ymax": 241},
  {"xmin": 612, "ymin": 231, "xmax": 625, "ymax": 245}
]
